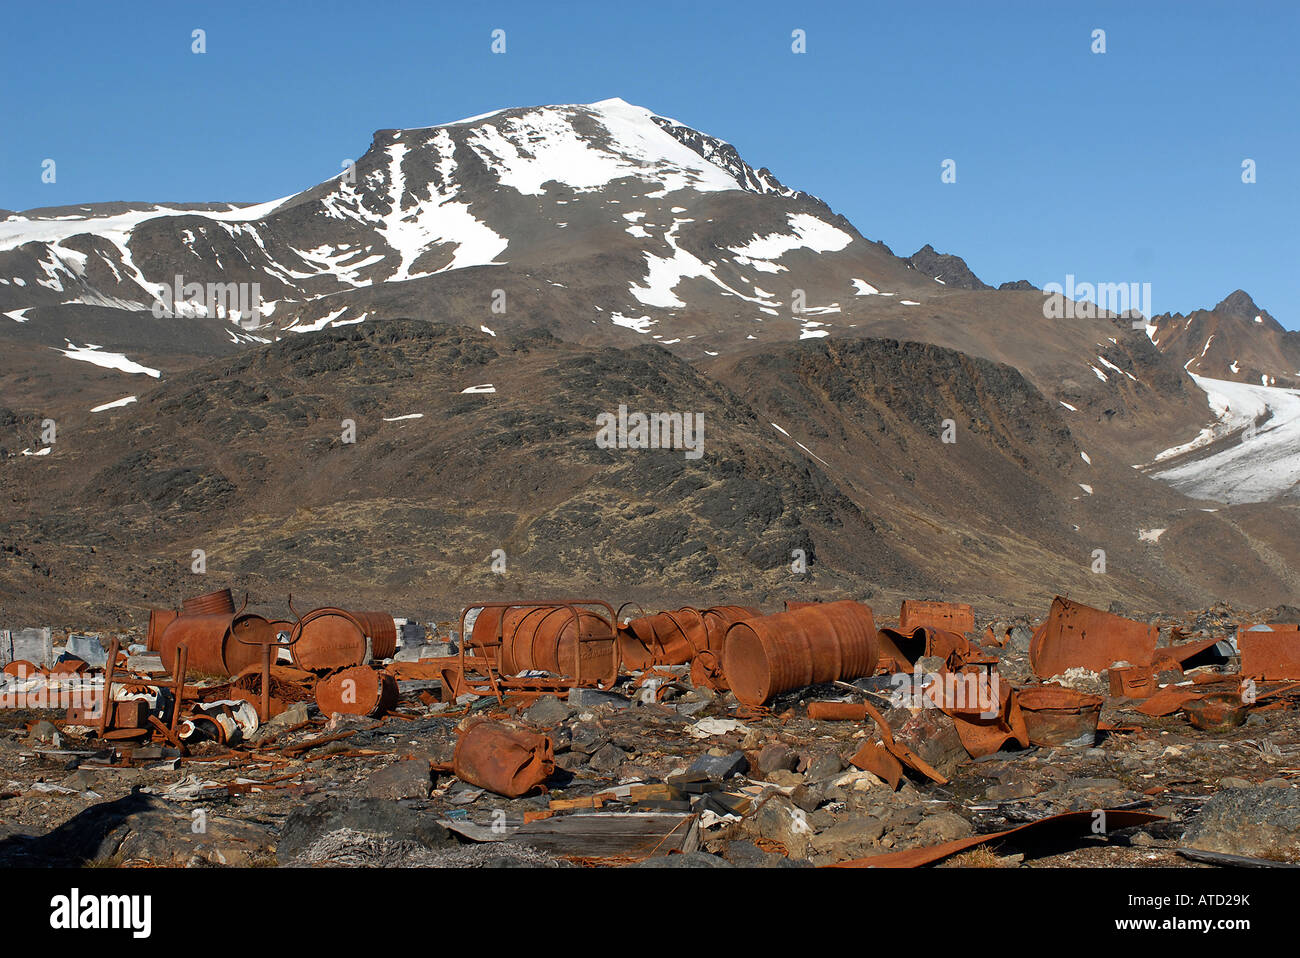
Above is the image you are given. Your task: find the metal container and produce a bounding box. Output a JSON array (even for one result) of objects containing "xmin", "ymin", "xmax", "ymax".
[
  {"xmin": 156, "ymin": 613, "xmax": 273, "ymax": 678},
  {"xmin": 1107, "ymin": 665, "xmax": 1155, "ymax": 699},
  {"xmin": 721, "ymin": 600, "xmax": 878, "ymax": 706},
  {"xmin": 351, "ymin": 611, "xmax": 398, "ymax": 660},
  {"xmin": 290, "ymin": 608, "xmax": 372, "ymax": 672},
  {"xmin": 1016, "ymin": 686, "xmax": 1103, "ymax": 747},
  {"xmin": 146, "ymin": 609, "xmax": 179, "ymax": 652},
  {"xmin": 899, "ymin": 600, "xmax": 975, "ymax": 635},
  {"xmin": 453, "ymin": 721, "xmax": 555, "ymax": 798},
  {"xmin": 315, "ymin": 666, "xmax": 397, "ymax": 717},
  {"xmin": 617, "ymin": 608, "xmax": 707, "ymax": 670},
  {"xmin": 1182, "ymin": 692, "xmax": 1249, "ymax": 732},
  {"xmin": 688, "ymin": 605, "xmax": 761, "ymax": 691},
  {"xmin": 182, "ymin": 588, "xmax": 236, "ymax": 617},
  {"xmin": 467, "ymin": 601, "xmax": 618, "ymax": 688}
]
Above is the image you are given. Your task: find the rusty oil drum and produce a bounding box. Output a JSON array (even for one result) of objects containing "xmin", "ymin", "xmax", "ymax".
[
  {"xmin": 722, "ymin": 600, "xmax": 878, "ymax": 706},
  {"xmin": 315, "ymin": 665, "xmax": 398, "ymax": 717},
  {"xmin": 290, "ymin": 608, "xmax": 396, "ymax": 672},
  {"xmin": 617, "ymin": 607, "xmax": 708, "ymax": 670},
  {"xmin": 687, "ymin": 605, "xmax": 763, "ymax": 690},
  {"xmin": 468, "ymin": 601, "xmax": 618, "ymax": 688},
  {"xmin": 156, "ymin": 613, "xmax": 274, "ymax": 678}
]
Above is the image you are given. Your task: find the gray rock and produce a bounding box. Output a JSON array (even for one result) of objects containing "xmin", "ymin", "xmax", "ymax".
[
  {"xmin": 569, "ymin": 723, "xmax": 609, "ymax": 755},
  {"xmin": 1008, "ymin": 626, "xmax": 1034, "ymax": 653},
  {"xmin": 567, "ymin": 688, "xmax": 631, "ymax": 710},
  {"xmin": 754, "ymin": 742, "xmax": 800, "ymax": 777},
  {"xmin": 810, "ymin": 815, "xmax": 885, "ymax": 860},
  {"xmin": 278, "ymin": 796, "xmax": 455, "ymax": 864},
  {"xmin": 630, "ymin": 851, "xmax": 733, "ymax": 868},
  {"xmin": 26, "ymin": 720, "xmax": 58, "ymax": 744},
  {"xmin": 892, "ymin": 708, "xmax": 967, "ymax": 779},
  {"xmin": 687, "ymin": 750, "xmax": 748, "ymax": 780},
  {"xmin": 744, "ymin": 793, "xmax": 813, "ymax": 859},
  {"xmin": 588, "ymin": 743, "xmax": 626, "ymax": 773},
  {"xmin": 522, "ymin": 694, "xmax": 574, "ymax": 727},
  {"xmin": 366, "ymin": 759, "xmax": 432, "ymax": 800},
  {"xmin": 1184, "ymin": 787, "xmax": 1300, "ymax": 862}
]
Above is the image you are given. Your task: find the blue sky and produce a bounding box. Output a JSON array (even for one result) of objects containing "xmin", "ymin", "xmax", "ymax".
[{"xmin": 2, "ymin": 0, "xmax": 1296, "ymax": 326}]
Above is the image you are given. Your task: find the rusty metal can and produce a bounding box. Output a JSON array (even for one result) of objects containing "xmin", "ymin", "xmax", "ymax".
[
  {"xmin": 1016, "ymin": 686, "xmax": 1103, "ymax": 747},
  {"xmin": 453, "ymin": 720, "xmax": 554, "ymax": 797},
  {"xmin": 722, "ymin": 600, "xmax": 878, "ymax": 706},
  {"xmin": 315, "ymin": 666, "xmax": 397, "ymax": 717},
  {"xmin": 182, "ymin": 588, "xmax": 236, "ymax": 617}
]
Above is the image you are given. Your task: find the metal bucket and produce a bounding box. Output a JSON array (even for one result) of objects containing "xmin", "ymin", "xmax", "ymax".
[
  {"xmin": 1016, "ymin": 686, "xmax": 1103, "ymax": 747},
  {"xmin": 722, "ymin": 600, "xmax": 878, "ymax": 706}
]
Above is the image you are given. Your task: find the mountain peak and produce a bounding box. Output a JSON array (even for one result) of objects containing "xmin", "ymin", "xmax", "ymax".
[
  {"xmin": 908, "ymin": 244, "xmax": 990, "ymax": 290},
  {"xmin": 1214, "ymin": 289, "xmax": 1260, "ymax": 316}
]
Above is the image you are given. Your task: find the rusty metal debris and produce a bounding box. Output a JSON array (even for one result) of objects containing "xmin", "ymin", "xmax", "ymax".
[
  {"xmin": 453, "ymin": 719, "xmax": 555, "ymax": 798},
  {"xmin": 1029, "ymin": 596, "xmax": 1158, "ymax": 678},
  {"xmin": 1182, "ymin": 692, "xmax": 1249, "ymax": 732},
  {"xmin": 898, "ymin": 600, "xmax": 974, "ymax": 635},
  {"xmin": 830, "ymin": 809, "xmax": 1166, "ymax": 868},
  {"xmin": 1238, "ymin": 623, "xmax": 1300, "ymax": 679},
  {"xmin": 1016, "ymin": 686, "xmax": 1103, "ymax": 747},
  {"xmin": 722, "ymin": 600, "xmax": 878, "ymax": 706}
]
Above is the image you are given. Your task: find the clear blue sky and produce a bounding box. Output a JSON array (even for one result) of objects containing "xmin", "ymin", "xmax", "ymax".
[{"xmin": 2, "ymin": 0, "xmax": 1296, "ymax": 326}]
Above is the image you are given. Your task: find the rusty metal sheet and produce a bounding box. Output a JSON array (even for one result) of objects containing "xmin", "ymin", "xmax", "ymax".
[
  {"xmin": 848, "ymin": 698, "xmax": 948, "ymax": 786},
  {"xmin": 899, "ymin": 600, "xmax": 974, "ymax": 635},
  {"xmin": 933, "ymin": 674, "xmax": 1028, "ymax": 757},
  {"xmin": 722, "ymin": 600, "xmax": 878, "ymax": 706},
  {"xmin": 453, "ymin": 720, "xmax": 555, "ymax": 798},
  {"xmin": 1029, "ymin": 596, "xmax": 1158, "ymax": 678},
  {"xmin": 1239, "ymin": 624, "xmax": 1300, "ymax": 679},
  {"xmin": 830, "ymin": 809, "xmax": 1166, "ymax": 868},
  {"xmin": 876, "ymin": 626, "xmax": 974, "ymax": 673}
]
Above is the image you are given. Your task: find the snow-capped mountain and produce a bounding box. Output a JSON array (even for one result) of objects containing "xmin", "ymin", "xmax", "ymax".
[{"xmin": 0, "ymin": 98, "xmax": 929, "ymax": 351}]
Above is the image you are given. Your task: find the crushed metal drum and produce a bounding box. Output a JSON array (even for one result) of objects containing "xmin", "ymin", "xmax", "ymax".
[
  {"xmin": 453, "ymin": 720, "xmax": 555, "ymax": 798},
  {"xmin": 1016, "ymin": 686, "xmax": 1103, "ymax": 747},
  {"xmin": 723, "ymin": 600, "xmax": 878, "ymax": 706},
  {"xmin": 1182, "ymin": 692, "xmax": 1249, "ymax": 732},
  {"xmin": 1029, "ymin": 596, "xmax": 1158, "ymax": 678}
]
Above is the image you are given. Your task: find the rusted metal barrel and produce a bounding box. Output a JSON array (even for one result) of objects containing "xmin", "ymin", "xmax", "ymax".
[
  {"xmin": 315, "ymin": 666, "xmax": 397, "ymax": 717},
  {"xmin": 453, "ymin": 721, "xmax": 554, "ymax": 797},
  {"xmin": 722, "ymin": 600, "xmax": 878, "ymax": 706},
  {"xmin": 157, "ymin": 613, "xmax": 273, "ymax": 678},
  {"xmin": 182, "ymin": 588, "xmax": 236, "ymax": 617},
  {"xmin": 618, "ymin": 608, "xmax": 707, "ymax": 670},
  {"xmin": 290, "ymin": 608, "xmax": 368, "ymax": 672},
  {"xmin": 467, "ymin": 601, "xmax": 618, "ymax": 688},
  {"xmin": 352, "ymin": 611, "xmax": 397, "ymax": 660},
  {"xmin": 688, "ymin": 605, "xmax": 761, "ymax": 690},
  {"xmin": 146, "ymin": 608, "xmax": 179, "ymax": 652}
]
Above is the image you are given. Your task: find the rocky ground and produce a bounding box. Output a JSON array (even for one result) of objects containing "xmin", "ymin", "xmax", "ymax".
[{"xmin": 2, "ymin": 602, "xmax": 1299, "ymax": 869}]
